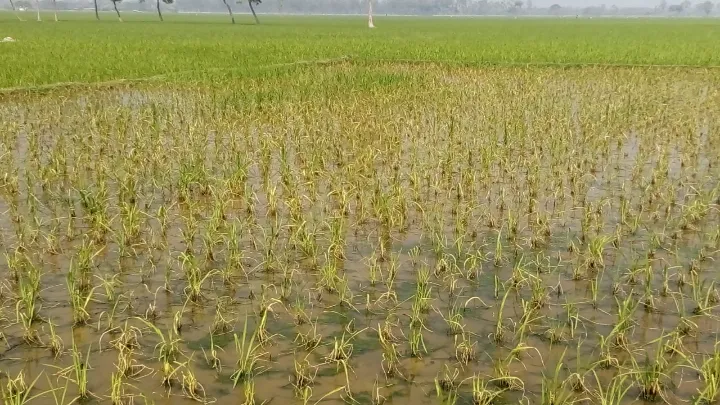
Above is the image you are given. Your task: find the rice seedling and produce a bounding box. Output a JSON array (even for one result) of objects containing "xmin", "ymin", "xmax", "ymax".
[
  {"xmin": 231, "ymin": 315, "xmax": 264, "ymax": 388},
  {"xmin": 454, "ymin": 332, "xmax": 477, "ymax": 366},
  {"xmin": 540, "ymin": 349, "xmax": 583, "ymax": 405},
  {"xmin": 625, "ymin": 339, "xmax": 674, "ymax": 402},
  {"xmin": 202, "ymin": 331, "xmax": 223, "ymax": 373},
  {"xmin": 377, "ymin": 323, "xmax": 401, "ymax": 378},
  {"xmin": 470, "ymin": 375, "xmax": 505, "ymax": 405},
  {"xmin": 491, "ymin": 344, "xmax": 540, "ymax": 391},
  {"xmin": 694, "ymin": 343, "xmax": 720, "ymax": 404},
  {"xmin": 46, "ymin": 319, "xmax": 64, "ymax": 358},
  {"xmin": 179, "ymin": 360, "xmax": 208, "ymax": 402},
  {"xmin": 46, "ymin": 376, "xmax": 74, "ymax": 405},
  {"xmin": 0, "ymin": 372, "xmax": 44, "ymax": 405},
  {"xmin": 408, "ymin": 325, "xmax": 427, "ymax": 359},
  {"xmin": 435, "ymin": 365, "xmax": 461, "ymax": 402},
  {"xmin": 490, "ymin": 287, "xmax": 512, "ymax": 344},
  {"xmin": 53, "ymin": 338, "xmax": 92, "ymax": 401},
  {"xmin": 591, "ymin": 372, "xmax": 632, "ymax": 405}
]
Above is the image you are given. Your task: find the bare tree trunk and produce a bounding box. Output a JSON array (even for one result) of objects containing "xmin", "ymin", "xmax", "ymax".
[
  {"xmin": 52, "ymin": 0, "xmax": 58, "ymax": 21},
  {"xmin": 94, "ymin": 0, "xmax": 99, "ymax": 19},
  {"xmin": 9, "ymin": 0, "xmax": 25, "ymax": 21},
  {"xmin": 156, "ymin": 0, "xmax": 163, "ymax": 21},
  {"xmin": 112, "ymin": 1, "xmax": 122, "ymax": 21},
  {"xmin": 222, "ymin": 0, "xmax": 235, "ymax": 24},
  {"xmin": 248, "ymin": 0, "xmax": 259, "ymax": 24},
  {"xmin": 35, "ymin": 0, "xmax": 41, "ymax": 21}
]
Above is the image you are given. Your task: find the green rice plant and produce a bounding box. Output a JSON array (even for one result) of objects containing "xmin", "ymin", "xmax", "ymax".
[
  {"xmin": 691, "ymin": 278, "xmax": 718, "ymax": 316},
  {"xmin": 612, "ymin": 294, "xmax": 639, "ymax": 347},
  {"xmin": 563, "ymin": 300, "xmax": 581, "ymax": 338},
  {"xmin": 529, "ymin": 273, "xmax": 549, "ymax": 309},
  {"xmin": 240, "ymin": 380, "xmax": 256, "ymax": 405},
  {"xmin": 435, "ymin": 365, "xmax": 460, "ymax": 403},
  {"xmin": 454, "ymin": 332, "xmax": 477, "ymax": 366},
  {"xmin": 179, "ymin": 252, "xmax": 217, "ymax": 302},
  {"xmin": 180, "ymin": 360, "xmax": 207, "ymax": 402},
  {"xmin": 15, "ymin": 278, "xmax": 42, "ymax": 345},
  {"xmin": 367, "ymin": 252, "xmax": 381, "ymax": 286},
  {"xmin": 160, "ymin": 361, "xmax": 184, "ymax": 389},
  {"xmin": 54, "ymin": 338, "xmax": 92, "ymax": 401},
  {"xmin": 136, "ymin": 318, "xmax": 181, "ymax": 366},
  {"xmin": 14, "ymin": 257, "xmax": 41, "ymax": 324},
  {"xmin": 541, "ymin": 349, "xmax": 581, "ymax": 405},
  {"xmin": 292, "ymin": 221, "xmax": 319, "ymax": 268},
  {"xmin": 591, "ymin": 371, "xmax": 632, "ymax": 405},
  {"xmin": 491, "ymin": 345, "xmax": 536, "ymax": 391},
  {"xmin": 684, "ymin": 341, "xmax": 720, "ymax": 404},
  {"xmin": 119, "ymin": 201, "xmax": 142, "ymax": 247},
  {"xmin": 291, "ymin": 355, "xmax": 317, "ymax": 396},
  {"xmin": 46, "ymin": 319, "xmax": 64, "ymax": 358},
  {"xmin": 1, "ymin": 372, "xmax": 45, "ymax": 405},
  {"xmin": 231, "ymin": 315, "xmax": 264, "ymax": 387},
  {"xmin": 586, "ymin": 235, "xmax": 614, "ymax": 270},
  {"xmin": 68, "ymin": 237, "xmax": 102, "ymax": 292},
  {"xmin": 408, "ymin": 325, "xmax": 427, "ymax": 359},
  {"xmin": 494, "ymin": 229, "xmax": 505, "ymax": 267},
  {"xmin": 437, "ymin": 304, "xmax": 464, "ymax": 336},
  {"xmin": 109, "ymin": 371, "xmax": 127, "ymax": 405},
  {"xmin": 3, "ymin": 248, "xmax": 25, "ymax": 283},
  {"xmin": 377, "ymin": 323, "xmax": 401, "ymax": 378},
  {"xmin": 327, "ymin": 323, "xmax": 366, "ymax": 368},
  {"xmin": 97, "ymin": 273, "xmax": 122, "ymax": 304},
  {"xmin": 297, "ymin": 384, "xmax": 346, "ymax": 405},
  {"xmin": 295, "ymin": 320, "xmax": 322, "ymax": 352},
  {"xmin": 211, "ymin": 297, "xmax": 234, "ymax": 335},
  {"xmin": 66, "ymin": 274, "xmax": 99, "ymax": 327},
  {"xmin": 470, "ymin": 374, "xmax": 504, "ymax": 405},
  {"xmin": 114, "ymin": 342, "xmax": 147, "ymax": 379},
  {"xmin": 202, "ymin": 330, "xmax": 223, "ymax": 373},
  {"xmin": 46, "ymin": 375, "xmax": 73, "ymax": 405},
  {"xmin": 318, "ymin": 253, "xmax": 341, "ymax": 293},
  {"xmin": 625, "ymin": 340, "xmax": 672, "ymax": 402},
  {"xmin": 595, "ymin": 332, "xmax": 619, "ymax": 369},
  {"xmin": 490, "ymin": 287, "xmax": 512, "ymax": 344}
]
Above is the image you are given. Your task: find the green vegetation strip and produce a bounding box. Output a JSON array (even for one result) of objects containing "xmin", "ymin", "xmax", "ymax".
[{"xmin": 3, "ymin": 55, "xmax": 720, "ymax": 96}]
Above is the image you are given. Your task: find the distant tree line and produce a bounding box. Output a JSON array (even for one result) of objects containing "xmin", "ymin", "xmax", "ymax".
[{"xmin": 4, "ymin": 0, "xmax": 720, "ymax": 23}]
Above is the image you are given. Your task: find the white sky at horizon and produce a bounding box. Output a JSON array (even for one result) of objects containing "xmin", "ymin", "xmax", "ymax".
[{"xmin": 528, "ymin": 0, "xmax": 676, "ymax": 7}]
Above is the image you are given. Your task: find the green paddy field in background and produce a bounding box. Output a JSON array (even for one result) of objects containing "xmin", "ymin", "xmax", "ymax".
[{"xmin": 1, "ymin": 13, "xmax": 720, "ymax": 88}]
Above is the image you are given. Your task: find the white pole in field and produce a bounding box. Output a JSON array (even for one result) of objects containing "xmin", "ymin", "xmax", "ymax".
[{"xmin": 368, "ymin": 0, "xmax": 375, "ymax": 28}]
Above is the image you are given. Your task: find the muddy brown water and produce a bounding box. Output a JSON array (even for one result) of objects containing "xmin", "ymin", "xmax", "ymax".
[{"xmin": 0, "ymin": 65, "xmax": 719, "ymax": 404}]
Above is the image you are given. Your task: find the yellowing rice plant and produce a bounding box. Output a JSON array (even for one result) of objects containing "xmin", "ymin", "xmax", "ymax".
[{"xmin": 1, "ymin": 16, "xmax": 720, "ymax": 405}]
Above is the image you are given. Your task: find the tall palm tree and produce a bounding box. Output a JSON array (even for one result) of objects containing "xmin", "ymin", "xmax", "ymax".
[
  {"xmin": 156, "ymin": 0, "xmax": 174, "ymax": 21},
  {"xmin": 111, "ymin": 0, "xmax": 123, "ymax": 21},
  {"xmin": 222, "ymin": 0, "xmax": 235, "ymax": 24},
  {"xmin": 8, "ymin": 0, "xmax": 25, "ymax": 21},
  {"xmin": 247, "ymin": 0, "xmax": 260, "ymax": 24}
]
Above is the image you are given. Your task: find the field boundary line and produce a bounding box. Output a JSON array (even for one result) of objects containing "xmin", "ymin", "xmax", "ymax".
[
  {"xmin": 0, "ymin": 55, "xmax": 352, "ymax": 96},
  {"xmin": 359, "ymin": 57, "xmax": 720, "ymax": 69},
  {"xmin": 3, "ymin": 55, "xmax": 717, "ymax": 95}
]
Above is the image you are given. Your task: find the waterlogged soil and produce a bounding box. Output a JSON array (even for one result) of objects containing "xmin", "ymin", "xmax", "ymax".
[{"xmin": 0, "ymin": 63, "xmax": 719, "ymax": 405}]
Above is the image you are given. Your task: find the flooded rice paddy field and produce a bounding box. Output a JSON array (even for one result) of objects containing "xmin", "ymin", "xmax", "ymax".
[{"xmin": 0, "ymin": 64, "xmax": 719, "ymax": 405}]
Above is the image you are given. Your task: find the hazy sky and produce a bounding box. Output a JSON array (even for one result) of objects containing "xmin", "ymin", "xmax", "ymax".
[{"xmin": 531, "ymin": 0, "xmax": 662, "ymax": 6}]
